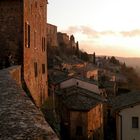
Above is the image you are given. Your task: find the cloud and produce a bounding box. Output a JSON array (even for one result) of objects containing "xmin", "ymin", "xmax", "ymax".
[
  {"xmin": 62, "ymin": 26, "xmax": 116, "ymax": 38},
  {"xmin": 61, "ymin": 26, "xmax": 140, "ymax": 57},
  {"xmin": 80, "ymin": 26, "xmax": 99, "ymax": 38},
  {"xmin": 62, "ymin": 26, "xmax": 81, "ymax": 34},
  {"xmin": 120, "ymin": 29, "xmax": 140, "ymax": 37},
  {"xmin": 62, "ymin": 26, "xmax": 140, "ymax": 39},
  {"xmin": 100, "ymin": 31, "xmax": 115, "ymax": 35},
  {"xmin": 79, "ymin": 41, "xmax": 138, "ymax": 57}
]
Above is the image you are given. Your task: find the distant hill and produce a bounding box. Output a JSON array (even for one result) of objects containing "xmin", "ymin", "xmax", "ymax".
[{"xmin": 117, "ymin": 57, "xmax": 140, "ymax": 76}]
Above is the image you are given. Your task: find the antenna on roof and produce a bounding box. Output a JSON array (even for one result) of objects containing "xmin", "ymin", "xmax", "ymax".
[{"xmin": 76, "ymin": 82, "xmax": 79, "ymax": 86}]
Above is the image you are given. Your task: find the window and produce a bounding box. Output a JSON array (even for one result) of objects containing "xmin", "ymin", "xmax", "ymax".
[
  {"xmin": 42, "ymin": 64, "xmax": 45, "ymax": 74},
  {"xmin": 132, "ymin": 117, "xmax": 139, "ymax": 128},
  {"xmin": 42, "ymin": 37, "xmax": 43, "ymax": 51},
  {"xmin": 28, "ymin": 25, "xmax": 30, "ymax": 48},
  {"xmin": 42, "ymin": 37, "xmax": 46, "ymax": 52},
  {"xmin": 34, "ymin": 62, "xmax": 38, "ymax": 77},
  {"xmin": 44, "ymin": 37, "xmax": 46, "ymax": 51},
  {"xmin": 35, "ymin": 1, "xmax": 37, "ymax": 8},
  {"xmin": 76, "ymin": 126, "xmax": 83, "ymax": 136},
  {"xmin": 44, "ymin": 38, "xmax": 46, "ymax": 51},
  {"xmin": 25, "ymin": 22, "xmax": 30, "ymax": 48},
  {"xmin": 25, "ymin": 22, "xmax": 28, "ymax": 47},
  {"xmin": 34, "ymin": 31, "xmax": 36, "ymax": 49}
]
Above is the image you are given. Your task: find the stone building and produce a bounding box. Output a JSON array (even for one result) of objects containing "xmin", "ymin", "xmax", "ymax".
[
  {"xmin": 24, "ymin": 0, "xmax": 48, "ymax": 107},
  {"xmin": 0, "ymin": 0, "xmax": 48, "ymax": 107},
  {"xmin": 56, "ymin": 86, "xmax": 104, "ymax": 140},
  {"xmin": 60, "ymin": 77, "xmax": 100, "ymax": 94},
  {"xmin": 47, "ymin": 23, "xmax": 58, "ymax": 68},
  {"xmin": 47, "ymin": 23, "xmax": 58, "ymax": 48},
  {"xmin": 57, "ymin": 32, "xmax": 69, "ymax": 48},
  {"xmin": 69, "ymin": 34, "xmax": 76, "ymax": 49},
  {"xmin": 112, "ymin": 91, "xmax": 140, "ymax": 140},
  {"xmin": 0, "ymin": 0, "xmax": 23, "ymax": 68}
]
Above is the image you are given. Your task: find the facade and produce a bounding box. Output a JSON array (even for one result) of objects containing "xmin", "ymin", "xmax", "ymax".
[
  {"xmin": 113, "ymin": 91, "xmax": 140, "ymax": 140},
  {"xmin": 60, "ymin": 77, "xmax": 100, "ymax": 94},
  {"xmin": 24, "ymin": 0, "xmax": 48, "ymax": 107},
  {"xmin": 86, "ymin": 69, "xmax": 101, "ymax": 80},
  {"xmin": 69, "ymin": 35, "xmax": 76, "ymax": 49},
  {"xmin": 0, "ymin": 0, "xmax": 23, "ymax": 68},
  {"xmin": 57, "ymin": 32, "xmax": 69, "ymax": 48},
  {"xmin": 0, "ymin": 0, "xmax": 48, "ymax": 107},
  {"xmin": 47, "ymin": 23, "xmax": 58, "ymax": 48},
  {"xmin": 57, "ymin": 86, "xmax": 104, "ymax": 140},
  {"xmin": 47, "ymin": 23, "xmax": 58, "ymax": 68}
]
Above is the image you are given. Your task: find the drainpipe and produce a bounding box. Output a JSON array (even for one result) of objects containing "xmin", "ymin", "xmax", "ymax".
[
  {"xmin": 52, "ymin": 84, "xmax": 56, "ymax": 117},
  {"xmin": 114, "ymin": 76, "xmax": 118, "ymax": 96},
  {"xmin": 116, "ymin": 112, "xmax": 122, "ymax": 140}
]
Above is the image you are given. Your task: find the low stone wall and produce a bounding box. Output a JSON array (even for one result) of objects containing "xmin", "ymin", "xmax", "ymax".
[
  {"xmin": 8, "ymin": 65, "xmax": 21, "ymax": 85},
  {"xmin": 0, "ymin": 66, "xmax": 59, "ymax": 140}
]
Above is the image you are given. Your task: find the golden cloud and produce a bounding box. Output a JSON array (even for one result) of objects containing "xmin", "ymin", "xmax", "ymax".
[
  {"xmin": 62, "ymin": 26, "xmax": 140, "ymax": 38},
  {"xmin": 62, "ymin": 26, "xmax": 116, "ymax": 38},
  {"xmin": 120, "ymin": 29, "xmax": 140, "ymax": 37}
]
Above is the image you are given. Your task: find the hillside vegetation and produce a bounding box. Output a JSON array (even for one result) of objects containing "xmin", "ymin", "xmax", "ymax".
[
  {"xmin": 117, "ymin": 57, "xmax": 140, "ymax": 76},
  {"xmin": 121, "ymin": 64, "xmax": 140, "ymax": 90},
  {"xmin": 48, "ymin": 44, "xmax": 140, "ymax": 90}
]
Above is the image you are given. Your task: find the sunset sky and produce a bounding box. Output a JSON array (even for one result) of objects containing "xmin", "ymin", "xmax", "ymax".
[{"xmin": 48, "ymin": 0, "xmax": 140, "ymax": 57}]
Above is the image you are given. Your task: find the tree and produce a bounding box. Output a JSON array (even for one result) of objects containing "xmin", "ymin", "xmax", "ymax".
[
  {"xmin": 75, "ymin": 41, "xmax": 79, "ymax": 57},
  {"xmin": 109, "ymin": 56, "xmax": 120, "ymax": 65},
  {"xmin": 81, "ymin": 52, "xmax": 89, "ymax": 61},
  {"xmin": 93, "ymin": 52, "xmax": 96, "ymax": 64}
]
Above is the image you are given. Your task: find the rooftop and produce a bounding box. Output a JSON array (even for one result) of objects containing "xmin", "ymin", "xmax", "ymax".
[
  {"xmin": 48, "ymin": 69, "xmax": 68, "ymax": 85},
  {"xmin": 57, "ymin": 86, "xmax": 105, "ymax": 111},
  {"xmin": 61, "ymin": 76, "xmax": 99, "ymax": 86},
  {"xmin": 112, "ymin": 91, "xmax": 140, "ymax": 112}
]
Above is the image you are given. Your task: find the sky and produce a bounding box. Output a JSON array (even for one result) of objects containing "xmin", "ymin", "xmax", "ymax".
[{"xmin": 48, "ymin": 0, "xmax": 140, "ymax": 57}]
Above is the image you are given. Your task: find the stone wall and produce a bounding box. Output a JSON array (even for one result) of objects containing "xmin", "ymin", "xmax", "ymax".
[
  {"xmin": 57, "ymin": 32, "xmax": 69, "ymax": 47},
  {"xmin": 69, "ymin": 105, "xmax": 104, "ymax": 140},
  {"xmin": 47, "ymin": 23, "xmax": 58, "ymax": 48},
  {"xmin": 8, "ymin": 65, "xmax": 21, "ymax": 85},
  {"xmin": 0, "ymin": 66, "xmax": 59, "ymax": 140},
  {"xmin": 23, "ymin": 0, "xmax": 48, "ymax": 107},
  {"xmin": 0, "ymin": 0, "xmax": 23, "ymax": 68},
  {"xmin": 0, "ymin": 0, "xmax": 48, "ymax": 107},
  {"xmin": 70, "ymin": 111, "xmax": 87, "ymax": 140},
  {"xmin": 87, "ymin": 104, "xmax": 104, "ymax": 140}
]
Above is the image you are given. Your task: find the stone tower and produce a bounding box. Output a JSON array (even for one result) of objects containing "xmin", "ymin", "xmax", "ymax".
[{"xmin": 0, "ymin": 0, "xmax": 48, "ymax": 107}]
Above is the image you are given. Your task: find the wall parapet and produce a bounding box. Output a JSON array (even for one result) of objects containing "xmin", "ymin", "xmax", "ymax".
[{"xmin": 0, "ymin": 66, "xmax": 59, "ymax": 140}]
